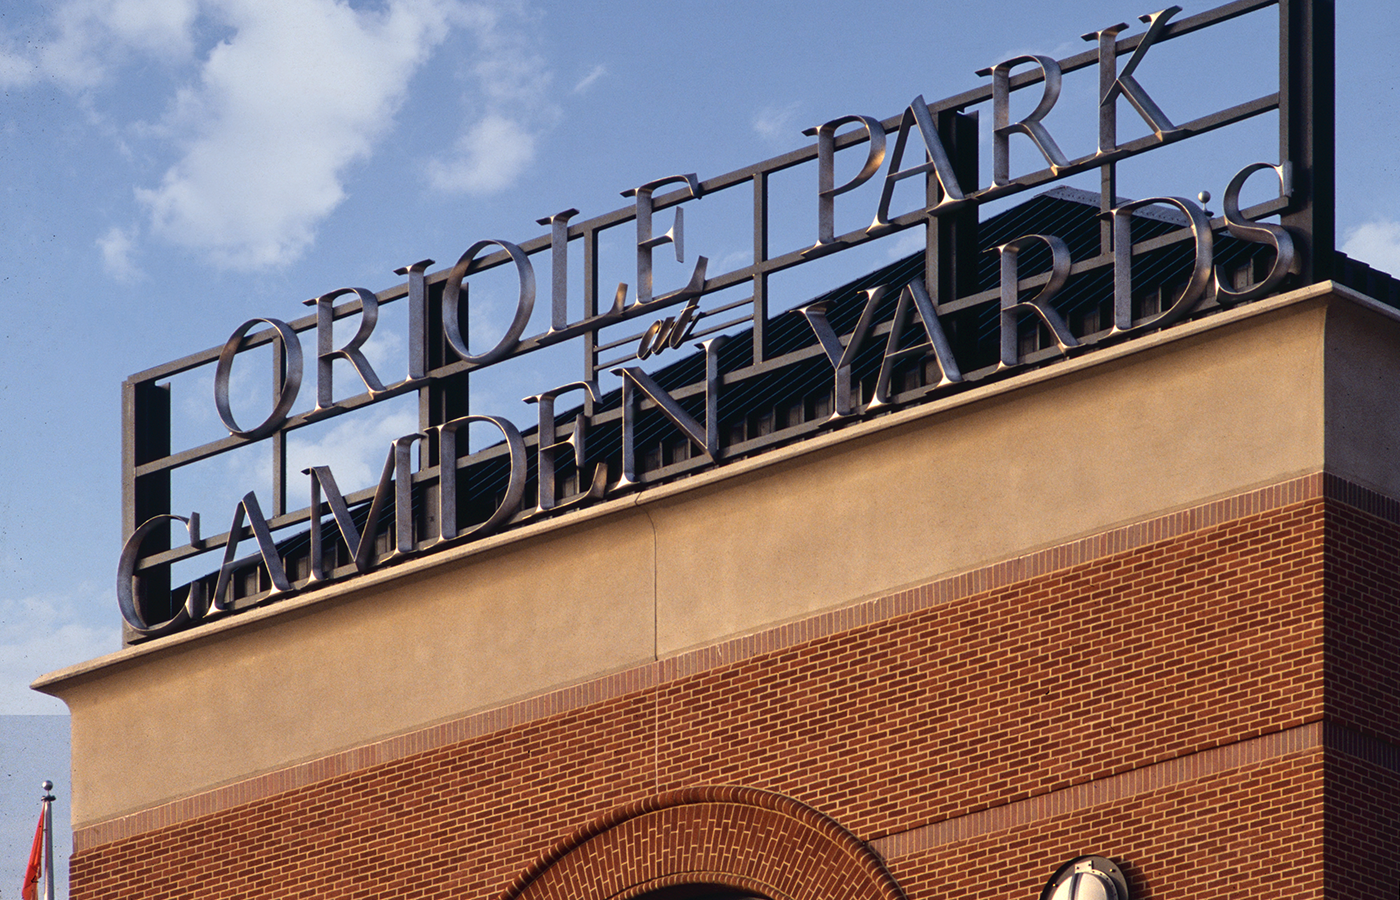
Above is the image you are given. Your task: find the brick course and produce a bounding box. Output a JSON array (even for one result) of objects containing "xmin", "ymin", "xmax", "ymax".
[{"xmin": 69, "ymin": 478, "xmax": 1398, "ymax": 899}]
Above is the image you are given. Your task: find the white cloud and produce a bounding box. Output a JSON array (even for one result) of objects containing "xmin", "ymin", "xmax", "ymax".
[
  {"xmin": 102, "ymin": 0, "xmax": 199, "ymax": 54},
  {"xmin": 136, "ymin": 0, "xmax": 458, "ymax": 270},
  {"xmin": 360, "ymin": 329, "xmax": 406, "ymax": 384},
  {"xmin": 1342, "ymin": 219, "xmax": 1400, "ymax": 277},
  {"xmin": 0, "ymin": 47, "xmax": 39, "ymax": 88},
  {"xmin": 0, "ymin": 586, "xmax": 119, "ymax": 715},
  {"xmin": 715, "ymin": 249, "xmax": 751, "ymax": 272},
  {"xmin": 427, "ymin": 113, "xmax": 537, "ymax": 195},
  {"xmin": 426, "ymin": 3, "xmax": 556, "ymax": 196},
  {"xmin": 1, "ymin": 0, "xmax": 200, "ymax": 90},
  {"xmin": 753, "ymin": 101, "xmax": 802, "ymax": 147},
  {"xmin": 287, "ymin": 405, "xmax": 420, "ymax": 493},
  {"xmin": 97, "ymin": 224, "xmax": 142, "ymax": 281},
  {"xmin": 6, "ymin": 0, "xmax": 557, "ymax": 265},
  {"xmin": 572, "ymin": 63, "xmax": 605, "ymax": 95}
]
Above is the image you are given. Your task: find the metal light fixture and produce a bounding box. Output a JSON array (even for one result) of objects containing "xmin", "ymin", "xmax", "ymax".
[{"xmin": 1039, "ymin": 856, "xmax": 1129, "ymax": 900}]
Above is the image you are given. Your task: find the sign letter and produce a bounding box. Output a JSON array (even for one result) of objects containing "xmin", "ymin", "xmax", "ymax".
[
  {"xmin": 211, "ymin": 492, "xmax": 293, "ymax": 610},
  {"xmin": 978, "ymin": 56, "xmax": 1070, "ymax": 187},
  {"xmin": 302, "ymin": 287, "xmax": 388, "ymax": 412},
  {"xmin": 1214, "ymin": 163, "xmax": 1300, "ymax": 305},
  {"xmin": 392, "ymin": 259, "xmax": 434, "ymax": 381},
  {"xmin": 803, "ymin": 115, "xmax": 887, "ymax": 252},
  {"xmin": 870, "ymin": 278, "xmax": 964, "ymax": 411},
  {"xmin": 214, "ymin": 318, "xmax": 304, "ymax": 440},
  {"xmin": 996, "ymin": 234, "xmax": 1077, "ymax": 368},
  {"xmin": 442, "ymin": 239, "xmax": 536, "ymax": 367},
  {"xmin": 798, "ymin": 288, "xmax": 884, "ymax": 419},
  {"xmin": 1111, "ymin": 196, "xmax": 1214, "ymax": 334},
  {"xmin": 117, "ymin": 514, "xmax": 207, "ymax": 637},
  {"xmin": 536, "ymin": 208, "xmax": 580, "ymax": 332},
  {"xmin": 619, "ymin": 174, "xmax": 708, "ymax": 310},
  {"xmin": 304, "ymin": 433, "xmax": 425, "ymax": 581},
  {"xmin": 872, "ymin": 96, "xmax": 968, "ymax": 232},
  {"xmin": 612, "ymin": 336, "xmax": 725, "ymax": 487},
  {"xmin": 1084, "ymin": 7, "xmax": 1181, "ymax": 155},
  {"xmin": 436, "ymin": 415, "xmax": 527, "ymax": 542},
  {"xmin": 524, "ymin": 381, "xmax": 607, "ymax": 515}
]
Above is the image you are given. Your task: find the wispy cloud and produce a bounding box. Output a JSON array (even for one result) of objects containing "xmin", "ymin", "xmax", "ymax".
[
  {"xmin": 135, "ymin": 0, "xmax": 458, "ymax": 270},
  {"xmin": 426, "ymin": 4, "xmax": 556, "ymax": 197},
  {"xmin": 97, "ymin": 224, "xmax": 142, "ymax": 282},
  {"xmin": 572, "ymin": 63, "xmax": 605, "ymax": 95},
  {"xmin": 0, "ymin": 585, "xmax": 118, "ymax": 714},
  {"xmin": 752, "ymin": 101, "xmax": 802, "ymax": 148},
  {"xmin": 286, "ymin": 405, "xmax": 420, "ymax": 493},
  {"xmin": 1342, "ymin": 219, "xmax": 1400, "ymax": 276},
  {"xmin": 0, "ymin": 46, "xmax": 39, "ymax": 88},
  {"xmin": 2, "ymin": 0, "xmax": 552, "ymax": 270},
  {"xmin": 427, "ymin": 113, "xmax": 538, "ymax": 195},
  {"xmin": 0, "ymin": 0, "xmax": 199, "ymax": 90},
  {"xmin": 885, "ymin": 230, "xmax": 925, "ymax": 260}
]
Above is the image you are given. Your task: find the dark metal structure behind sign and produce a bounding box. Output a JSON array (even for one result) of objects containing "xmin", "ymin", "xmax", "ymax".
[{"xmin": 120, "ymin": 0, "xmax": 1337, "ymax": 642}]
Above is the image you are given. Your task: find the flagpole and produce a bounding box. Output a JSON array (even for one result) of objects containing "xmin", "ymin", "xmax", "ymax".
[{"xmin": 41, "ymin": 781, "xmax": 55, "ymax": 900}]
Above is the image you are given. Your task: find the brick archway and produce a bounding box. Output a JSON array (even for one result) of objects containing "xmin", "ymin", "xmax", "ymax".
[{"xmin": 501, "ymin": 787, "xmax": 907, "ymax": 900}]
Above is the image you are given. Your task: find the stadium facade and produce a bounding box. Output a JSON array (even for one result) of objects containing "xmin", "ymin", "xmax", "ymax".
[{"xmin": 37, "ymin": 1, "xmax": 1400, "ymax": 897}]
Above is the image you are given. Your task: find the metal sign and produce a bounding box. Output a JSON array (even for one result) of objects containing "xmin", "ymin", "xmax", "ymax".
[{"xmin": 119, "ymin": 0, "xmax": 1334, "ymax": 641}]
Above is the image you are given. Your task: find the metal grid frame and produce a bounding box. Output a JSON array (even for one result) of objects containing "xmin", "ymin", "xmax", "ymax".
[{"xmin": 120, "ymin": 0, "xmax": 1333, "ymax": 638}]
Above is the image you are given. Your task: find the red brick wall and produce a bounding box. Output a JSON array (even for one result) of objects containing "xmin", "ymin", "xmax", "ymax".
[
  {"xmin": 1324, "ymin": 499, "xmax": 1400, "ymax": 745},
  {"xmin": 72, "ymin": 490, "xmax": 1381, "ymax": 900},
  {"xmin": 1320, "ymin": 495, "xmax": 1400, "ymax": 899},
  {"xmin": 890, "ymin": 749, "xmax": 1324, "ymax": 900},
  {"xmin": 1325, "ymin": 737, "xmax": 1400, "ymax": 899},
  {"xmin": 654, "ymin": 494, "xmax": 1323, "ymax": 840}
]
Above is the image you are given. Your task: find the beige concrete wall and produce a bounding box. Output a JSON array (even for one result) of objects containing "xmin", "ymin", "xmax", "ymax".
[
  {"xmin": 50, "ymin": 513, "xmax": 659, "ymax": 829},
  {"xmin": 647, "ymin": 295, "xmax": 1330, "ymax": 653},
  {"xmin": 1324, "ymin": 298, "xmax": 1400, "ymax": 496},
  {"xmin": 40, "ymin": 285, "xmax": 1399, "ymax": 829}
]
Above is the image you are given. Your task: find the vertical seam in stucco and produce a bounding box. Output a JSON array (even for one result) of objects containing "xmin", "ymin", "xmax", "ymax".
[
  {"xmin": 632, "ymin": 494, "xmax": 658, "ymax": 660},
  {"xmin": 634, "ymin": 494, "xmax": 661, "ymax": 792}
]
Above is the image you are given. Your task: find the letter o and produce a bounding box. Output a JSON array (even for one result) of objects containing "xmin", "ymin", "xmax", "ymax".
[
  {"xmin": 214, "ymin": 318, "xmax": 304, "ymax": 440},
  {"xmin": 442, "ymin": 239, "xmax": 536, "ymax": 366}
]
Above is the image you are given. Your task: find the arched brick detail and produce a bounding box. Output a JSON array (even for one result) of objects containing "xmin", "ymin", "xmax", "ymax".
[{"xmin": 502, "ymin": 787, "xmax": 907, "ymax": 900}]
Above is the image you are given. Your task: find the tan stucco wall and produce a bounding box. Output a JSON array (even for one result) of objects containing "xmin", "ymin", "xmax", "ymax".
[
  {"xmin": 648, "ymin": 292, "xmax": 1329, "ymax": 653},
  {"xmin": 36, "ymin": 284, "xmax": 1398, "ymax": 828},
  {"xmin": 50, "ymin": 514, "xmax": 660, "ymax": 830},
  {"xmin": 1324, "ymin": 298, "xmax": 1400, "ymax": 496}
]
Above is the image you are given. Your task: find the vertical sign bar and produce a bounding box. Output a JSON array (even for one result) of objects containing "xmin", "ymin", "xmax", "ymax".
[
  {"xmin": 930, "ymin": 109, "xmax": 980, "ymax": 303},
  {"xmin": 122, "ymin": 378, "xmax": 171, "ymax": 644},
  {"xmin": 924, "ymin": 131, "xmax": 938, "ymax": 304},
  {"xmin": 584, "ymin": 225, "xmax": 600, "ymax": 382},
  {"xmin": 1097, "ymin": 26, "xmax": 1119, "ymax": 255},
  {"xmin": 1280, "ymin": 0, "xmax": 1335, "ymax": 284},
  {"xmin": 752, "ymin": 171, "xmax": 770, "ymax": 364},
  {"xmin": 1099, "ymin": 164, "xmax": 1117, "ymax": 254},
  {"xmin": 396, "ymin": 258, "xmax": 434, "ymax": 470},
  {"xmin": 428, "ymin": 277, "xmax": 469, "ymax": 451}
]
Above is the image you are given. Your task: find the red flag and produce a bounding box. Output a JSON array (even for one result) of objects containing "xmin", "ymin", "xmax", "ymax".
[{"xmin": 20, "ymin": 806, "xmax": 43, "ymax": 900}]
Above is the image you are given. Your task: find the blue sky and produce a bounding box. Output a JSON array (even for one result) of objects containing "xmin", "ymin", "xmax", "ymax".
[{"xmin": 0, "ymin": 0, "xmax": 1397, "ymax": 889}]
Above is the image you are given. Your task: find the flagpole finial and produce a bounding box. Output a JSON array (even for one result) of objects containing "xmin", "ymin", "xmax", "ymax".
[{"xmin": 41, "ymin": 780, "xmax": 53, "ymax": 791}]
